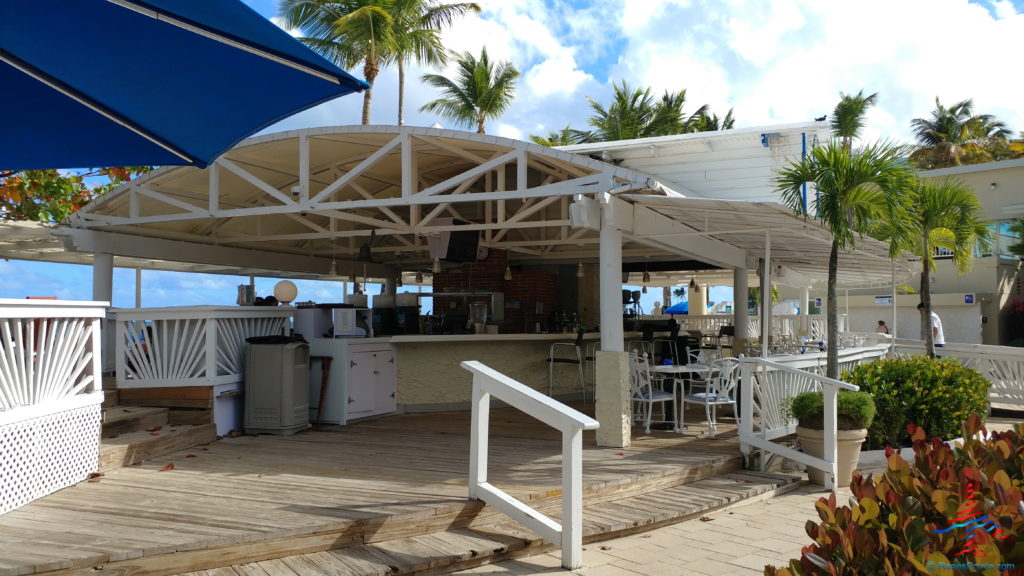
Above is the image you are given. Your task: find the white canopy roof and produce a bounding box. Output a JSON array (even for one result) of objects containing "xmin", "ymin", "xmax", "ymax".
[{"xmin": 0, "ymin": 125, "xmax": 911, "ymax": 288}]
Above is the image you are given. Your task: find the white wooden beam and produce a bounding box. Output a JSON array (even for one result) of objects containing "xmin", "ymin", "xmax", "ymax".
[
  {"xmin": 216, "ymin": 158, "xmax": 296, "ymax": 206},
  {"xmin": 310, "ymin": 133, "xmax": 402, "ymax": 204}
]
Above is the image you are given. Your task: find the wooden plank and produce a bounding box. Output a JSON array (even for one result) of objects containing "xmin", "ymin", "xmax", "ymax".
[
  {"xmin": 167, "ymin": 408, "xmax": 213, "ymax": 426},
  {"xmin": 119, "ymin": 386, "xmax": 213, "ymax": 409},
  {"xmin": 98, "ymin": 424, "xmax": 217, "ymax": 472},
  {"xmin": 102, "ymin": 406, "xmax": 168, "ymax": 438}
]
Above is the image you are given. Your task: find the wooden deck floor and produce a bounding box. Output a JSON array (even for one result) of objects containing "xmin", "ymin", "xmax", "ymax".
[{"xmin": 0, "ymin": 406, "xmax": 748, "ymax": 576}]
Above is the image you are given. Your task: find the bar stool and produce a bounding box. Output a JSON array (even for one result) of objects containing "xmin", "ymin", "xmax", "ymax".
[{"xmin": 548, "ymin": 327, "xmax": 587, "ymax": 402}]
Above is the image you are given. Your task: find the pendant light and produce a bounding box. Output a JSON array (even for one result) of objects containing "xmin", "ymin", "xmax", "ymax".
[
  {"xmin": 328, "ymin": 259, "xmax": 337, "ymax": 276},
  {"xmin": 504, "ymin": 263, "xmax": 512, "ymax": 281},
  {"xmin": 641, "ymin": 258, "xmax": 650, "ymax": 293},
  {"xmin": 576, "ymin": 246, "xmax": 584, "ymax": 279},
  {"xmin": 689, "ymin": 276, "xmax": 701, "ymax": 293},
  {"xmin": 432, "ymin": 258, "xmax": 441, "ymax": 273},
  {"xmin": 415, "ymin": 270, "xmax": 424, "ymax": 284}
]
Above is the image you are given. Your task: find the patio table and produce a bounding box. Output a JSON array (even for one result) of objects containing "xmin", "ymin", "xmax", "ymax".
[{"xmin": 651, "ymin": 363, "xmax": 716, "ymax": 432}]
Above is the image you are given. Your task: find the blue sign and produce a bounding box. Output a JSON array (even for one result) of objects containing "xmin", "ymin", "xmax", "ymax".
[
  {"xmin": 965, "ymin": 294, "xmax": 974, "ymax": 304},
  {"xmin": 815, "ymin": 297, "xmax": 822, "ymax": 307}
]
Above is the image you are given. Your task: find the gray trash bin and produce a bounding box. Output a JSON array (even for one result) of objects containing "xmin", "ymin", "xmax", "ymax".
[{"xmin": 243, "ymin": 340, "xmax": 310, "ymax": 435}]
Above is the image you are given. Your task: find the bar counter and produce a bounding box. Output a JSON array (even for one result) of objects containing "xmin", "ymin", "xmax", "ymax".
[{"xmin": 387, "ymin": 332, "xmax": 601, "ymax": 411}]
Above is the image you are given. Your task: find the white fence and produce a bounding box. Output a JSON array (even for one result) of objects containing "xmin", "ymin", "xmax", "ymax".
[
  {"xmin": 0, "ymin": 299, "xmax": 106, "ymax": 515},
  {"xmin": 462, "ymin": 360, "xmax": 599, "ymax": 570},
  {"xmin": 893, "ymin": 339, "xmax": 1024, "ymax": 410},
  {"xmin": 113, "ymin": 306, "xmax": 292, "ymax": 388},
  {"xmin": 678, "ymin": 314, "xmax": 829, "ymax": 341},
  {"xmin": 738, "ymin": 345, "xmax": 888, "ymax": 491}
]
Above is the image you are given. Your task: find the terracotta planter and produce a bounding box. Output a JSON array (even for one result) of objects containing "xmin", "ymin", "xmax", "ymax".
[{"xmin": 796, "ymin": 426, "xmax": 868, "ymax": 487}]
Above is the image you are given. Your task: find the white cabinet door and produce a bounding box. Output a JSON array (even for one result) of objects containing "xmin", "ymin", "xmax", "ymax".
[
  {"xmin": 373, "ymin": 349, "xmax": 396, "ymax": 414},
  {"xmin": 346, "ymin": 350, "xmax": 376, "ymax": 416}
]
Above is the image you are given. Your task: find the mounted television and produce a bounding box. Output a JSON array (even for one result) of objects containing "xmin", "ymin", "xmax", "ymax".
[
  {"xmin": 427, "ymin": 218, "xmax": 482, "ymax": 263},
  {"xmin": 444, "ymin": 227, "xmax": 480, "ymax": 263}
]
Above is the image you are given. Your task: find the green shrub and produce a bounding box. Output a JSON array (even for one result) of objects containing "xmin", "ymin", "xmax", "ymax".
[
  {"xmin": 764, "ymin": 416, "xmax": 1024, "ymax": 576},
  {"xmin": 844, "ymin": 356, "xmax": 989, "ymax": 449},
  {"xmin": 785, "ymin": 390, "xmax": 876, "ymax": 430}
]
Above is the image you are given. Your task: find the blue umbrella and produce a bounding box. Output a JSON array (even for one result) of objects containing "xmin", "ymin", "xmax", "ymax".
[
  {"xmin": 664, "ymin": 301, "xmax": 688, "ymax": 314},
  {"xmin": 0, "ymin": 0, "xmax": 368, "ymax": 170}
]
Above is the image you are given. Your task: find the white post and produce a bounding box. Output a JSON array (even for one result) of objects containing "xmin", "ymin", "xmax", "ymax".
[
  {"xmin": 597, "ymin": 202, "xmax": 630, "ymax": 448},
  {"xmin": 135, "ymin": 267, "xmax": 142, "ymax": 308},
  {"xmin": 92, "ymin": 252, "xmax": 113, "ymax": 303},
  {"xmin": 739, "ymin": 360, "xmax": 754, "ymax": 467},
  {"xmin": 822, "ymin": 384, "xmax": 838, "ymax": 490},
  {"xmin": 733, "ymin": 266, "xmax": 748, "ymax": 350},
  {"xmin": 598, "ymin": 219, "xmax": 623, "ymax": 352},
  {"xmin": 561, "ymin": 426, "xmax": 584, "ymax": 569},
  {"xmin": 468, "ymin": 380, "xmax": 489, "ymax": 500},
  {"xmin": 761, "ymin": 232, "xmax": 771, "ymax": 358},
  {"xmin": 801, "ymin": 285, "xmax": 810, "ymax": 337}
]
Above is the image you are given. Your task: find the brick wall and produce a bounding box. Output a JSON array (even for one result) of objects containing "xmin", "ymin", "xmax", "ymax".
[{"xmin": 431, "ymin": 250, "xmax": 557, "ymax": 333}]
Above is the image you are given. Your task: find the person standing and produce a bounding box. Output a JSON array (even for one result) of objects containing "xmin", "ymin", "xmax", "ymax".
[
  {"xmin": 875, "ymin": 320, "xmax": 890, "ymax": 335},
  {"xmin": 917, "ymin": 303, "xmax": 944, "ymax": 347}
]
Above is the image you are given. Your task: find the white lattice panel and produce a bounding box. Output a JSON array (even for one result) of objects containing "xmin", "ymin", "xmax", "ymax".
[{"xmin": 0, "ymin": 402, "xmax": 100, "ymax": 515}]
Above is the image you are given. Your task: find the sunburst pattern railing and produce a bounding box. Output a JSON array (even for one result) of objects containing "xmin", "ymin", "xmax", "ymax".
[{"xmin": 114, "ymin": 307, "xmax": 293, "ymax": 388}]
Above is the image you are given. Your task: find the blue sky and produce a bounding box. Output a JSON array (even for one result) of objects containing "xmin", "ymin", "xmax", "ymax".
[{"xmin": 3, "ymin": 0, "xmax": 1021, "ymax": 310}]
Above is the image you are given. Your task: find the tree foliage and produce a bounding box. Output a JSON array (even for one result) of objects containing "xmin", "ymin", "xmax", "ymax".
[
  {"xmin": 909, "ymin": 97, "xmax": 1011, "ymax": 169},
  {"xmin": 0, "ymin": 167, "xmax": 150, "ymax": 222},
  {"xmin": 419, "ymin": 47, "xmax": 519, "ymax": 134}
]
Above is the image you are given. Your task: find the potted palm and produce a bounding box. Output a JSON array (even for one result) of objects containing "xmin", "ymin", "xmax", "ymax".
[{"xmin": 785, "ymin": 390, "xmax": 876, "ymax": 487}]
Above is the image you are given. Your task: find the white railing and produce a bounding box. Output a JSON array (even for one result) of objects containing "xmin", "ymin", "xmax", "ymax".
[
  {"xmin": 738, "ymin": 346, "xmax": 887, "ymax": 491},
  {"xmin": 0, "ymin": 299, "xmax": 105, "ymax": 413},
  {"xmin": 0, "ymin": 298, "xmax": 107, "ymax": 515},
  {"xmin": 113, "ymin": 306, "xmax": 292, "ymax": 388},
  {"xmin": 893, "ymin": 339, "xmax": 1024, "ymax": 410},
  {"xmin": 462, "ymin": 360, "xmax": 599, "ymax": 570},
  {"xmin": 680, "ymin": 314, "xmax": 828, "ymax": 341}
]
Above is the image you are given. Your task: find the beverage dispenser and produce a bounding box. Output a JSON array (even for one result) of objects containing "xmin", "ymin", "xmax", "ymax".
[
  {"xmin": 394, "ymin": 293, "xmax": 420, "ymax": 334},
  {"xmin": 372, "ymin": 294, "xmax": 396, "ymax": 336}
]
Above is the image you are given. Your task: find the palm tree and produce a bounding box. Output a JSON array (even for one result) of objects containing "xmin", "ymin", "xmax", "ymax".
[
  {"xmin": 1008, "ymin": 218, "xmax": 1024, "ymax": 258},
  {"xmin": 280, "ymin": 0, "xmax": 400, "ymax": 125},
  {"xmin": 529, "ymin": 125, "xmax": 592, "ymax": 147},
  {"xmin": 419, "ymin": 48, "xmax": 519, "ymax": 134},
  {"xmin": 831, "ymin": 90, "xmax": 877, "ymax": 151},
  {"xmin": 392, "ymin": 0, "xmax": 480, "ymax": 126},
  {"xmin": 585, "ymin": 81, "xmax": 710, "ymax": 141},
  {"xmin": 899, "ymin": 178, "xmax": 991, "ymax": 356},
  {"xmin": 909, "ymin": 97, "xmax": 1011, "ymax": 169},
  {"xmin": 689, "ymin": 109, "xmax": 736, "ymax": 132},
  {"xmin": 775, "ymin": 140, "xmax": 912, "ymax": 378}
]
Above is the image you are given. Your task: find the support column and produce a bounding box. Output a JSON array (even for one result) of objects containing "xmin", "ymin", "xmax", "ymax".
[
  {"xmin": 596, "ymin": 214, "xmax": 629, "ymax": 448},
  {"xmin": 801, "ymin": 285, "xmax": 810, "ymax": 337},
  {"xmin": 135, "ymin": 267, "xmax": 142, "ymax": 308},
  {"xmin": 733, "ymin": 266, "xmax": 748, "ymax": 353},
  {"xmin": 93, "ymin": 251, "xmax": 114, "ymax": 375},
  {"xmin": 761, "ymin": 233, "xmax": 771, "ymax": 358},
  {"xmin": 93, "ymin": 252, "xmax": 113, "ymax": 304}
]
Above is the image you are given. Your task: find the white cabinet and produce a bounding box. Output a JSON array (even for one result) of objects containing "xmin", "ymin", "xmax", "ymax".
[{"xmin": 308, "ymin": 339, "xmax": 396, "ymax": 425}]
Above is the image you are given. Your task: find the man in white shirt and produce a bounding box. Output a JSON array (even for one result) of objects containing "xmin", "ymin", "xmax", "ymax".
[{"xmin": 917, "ymin": 303, "xmax": 945, "ymax": 347}]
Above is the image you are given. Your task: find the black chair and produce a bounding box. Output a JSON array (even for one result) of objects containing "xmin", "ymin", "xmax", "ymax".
[
  {"xmin": 548, "ymin": 327, "xmax": 587, "ymax": 401},
  {"xmin": 718, "ymin": 325, "xmax": 735, "ymax": 355}
]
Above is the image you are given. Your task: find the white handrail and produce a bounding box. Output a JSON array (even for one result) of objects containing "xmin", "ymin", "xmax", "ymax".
[
  {"xmin": 461, "ymin": 360, "xmax": 599, "ymax": 570},
  {"xmin": 739, "ymin": 356, "xmax": 860, "ymax": 492}
]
